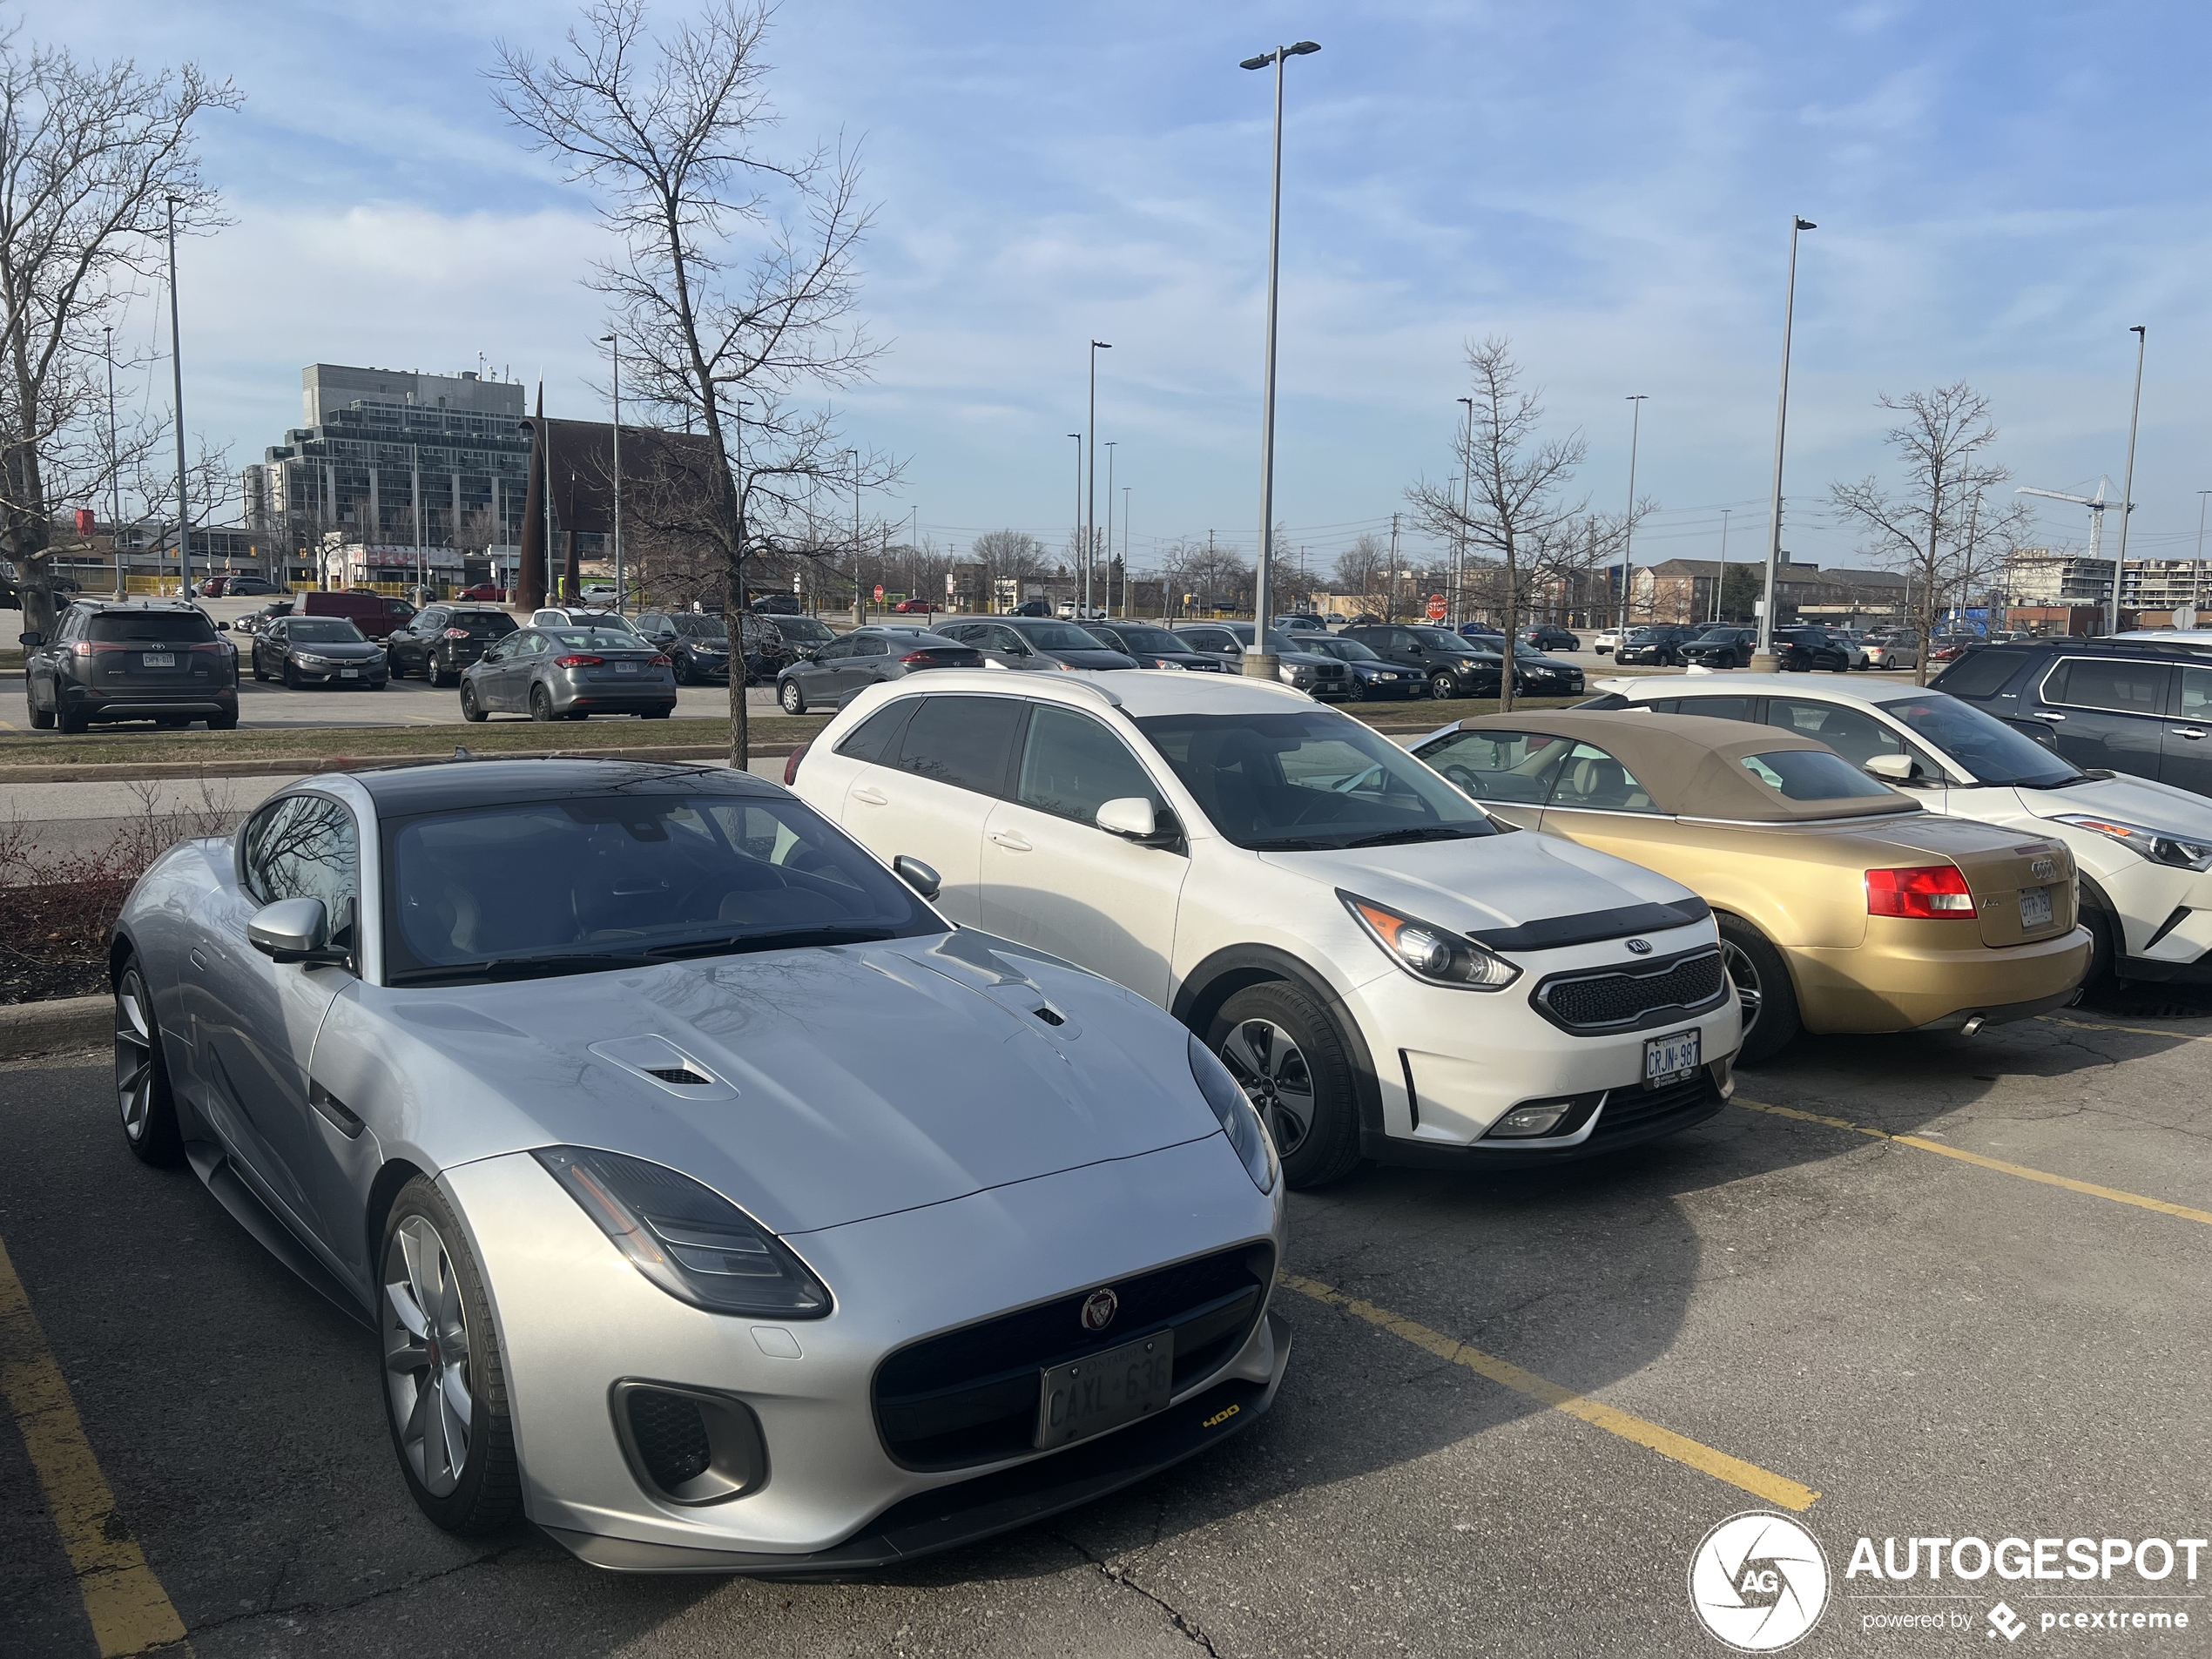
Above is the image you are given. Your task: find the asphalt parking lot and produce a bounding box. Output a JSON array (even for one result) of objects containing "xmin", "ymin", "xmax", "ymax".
[{"xmin": 3, "ymin": 991, "xmax": 2209, "ymax": 1657}]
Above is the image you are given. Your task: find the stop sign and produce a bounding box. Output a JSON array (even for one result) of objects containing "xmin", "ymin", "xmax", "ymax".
[
  {"xmin": 1426, "ymin": 593, "xmax": 1447, "ymax": 621},
  {"xmin": 873, "ymin": 583, "xmax": 885, "ymax": 601}
]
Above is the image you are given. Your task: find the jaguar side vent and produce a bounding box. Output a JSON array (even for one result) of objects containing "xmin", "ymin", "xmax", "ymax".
[{"xmin": 610, "ymin": 1380, "xmax": 766, "ymax": 1506}]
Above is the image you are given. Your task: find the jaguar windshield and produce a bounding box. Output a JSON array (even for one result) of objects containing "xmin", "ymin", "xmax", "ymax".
[
  {"xmin": 382, "ymin": 789, "xmax": 941, "ymax": 984},
  {"xmin": 1134, "ymin": 710, "xmax": 1498, "ymax": 851},
  {"xmin": 1876, "ymin": 693, "xmax": 2085, "ymax": 789}
]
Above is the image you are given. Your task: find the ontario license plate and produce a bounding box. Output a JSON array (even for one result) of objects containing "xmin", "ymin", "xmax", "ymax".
[
  {"xmin": 617, "ymin": 662, "xmax": 638, "ymax": 674},
  {"xmin": 1643, "ymin": 1028, "xmax": 1701, "ymax": 1088},
  {"xmin": 341, "ymin": 668, "xmax": 358, "ymax": 678},
  {"xmin": 1035, "ymin": 1331, "xmax": 1174, "ymax": 1449},
  {"xmin": 141, "ymin": 652, "xmax": 174, "ymax": 668},
  {"xmin": 2020, "ymin": 886, "xmax": 2054, "ymax": 929}
]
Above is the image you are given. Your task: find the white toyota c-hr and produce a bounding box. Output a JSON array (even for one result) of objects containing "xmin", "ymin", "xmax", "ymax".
[{"xmin": 791, "ymin": 671, "xmax": 1743, "ymax": 1187}]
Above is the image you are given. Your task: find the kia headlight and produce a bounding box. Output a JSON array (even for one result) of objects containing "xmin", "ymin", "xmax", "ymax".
[
  {"xmin": 2052, "ymin": 815, "xmax": 2212, "ymax": 873},
  {"xmin": 1341, "ymin": 893, "xmax": 1521, "ymax": 990},
  {"xmin": 535, "ymin": 1146, "xmax": 832, "ymax": 1317},
  {"xmin": 1186, "ymin": 1033, "xmax": 1278, "ymax": 1193}
]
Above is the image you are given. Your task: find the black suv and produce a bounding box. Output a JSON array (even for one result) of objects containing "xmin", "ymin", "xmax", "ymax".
[
  {"xmin": 383, "ymin": 604, "xmax": 517, "ymax": 685},
  {"xmin": 1679, "ymin": 626, "xmax": 1759, "ymax": 669},
  {"xmin": 1614, "ymin": 624, "xmax": 1700, "ymax": 665},
  {"xmin": 22, "ymin": 601, "xmax": 239, "ymax": 732},
  {"xmin": 1338, "ymin": 624, "xmax": 1505, "ymax": 698},
  {"xmin": 1930, "ymin": 637, "xmax": 2212, "ymax": 799}
]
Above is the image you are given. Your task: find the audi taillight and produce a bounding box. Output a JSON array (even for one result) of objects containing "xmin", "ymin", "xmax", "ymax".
[
  {"xmin": 555, "ymin": 653, "xmax": 604, "ymax": 667},
  {"xmin": 1865, "ymin": 864, "xmax": 1975, "ymax": 920}
]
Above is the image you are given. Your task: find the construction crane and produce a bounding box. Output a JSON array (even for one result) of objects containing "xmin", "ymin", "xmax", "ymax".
[{"xmin": 2017, "ymin": 477, "xmax": 2132, "ymax": 635}]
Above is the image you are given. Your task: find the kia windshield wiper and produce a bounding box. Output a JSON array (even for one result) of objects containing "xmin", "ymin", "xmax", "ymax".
[
  {"xmin": 388, "ymin": 951, "xmax": 659, "ymax": 985},
  {"xmin": 642, "ymin": 925, "xmax": 898, "ymax": 961}
]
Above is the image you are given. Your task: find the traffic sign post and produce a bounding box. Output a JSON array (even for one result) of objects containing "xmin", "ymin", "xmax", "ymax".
[
  {"xmin": 1426, "ymin": 593, "xmax": 1447, "ymax": 622},
  {"xmin": 873, "ymin": 584, "xmax": 885, "ymax": 602}
]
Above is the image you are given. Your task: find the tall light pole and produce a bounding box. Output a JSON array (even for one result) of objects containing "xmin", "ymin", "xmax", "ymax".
[
  {"xmin": 1066, "ymin": 433, "xmax": 1082, "ymax": 611},
  {"xmin": 1121, "ymin": 484, "xmax": 1130, "ymax": 617},
  {"xmin": 601, "ymin": 333, "xmax": 624, "ymax": 613},
  {"xmin": 1087, "ymin": 341, "xmax": 1111, "ymax": 617},
  {"xmin": 1239, "ymin": 37, "xmax": 1320, "ymax": 677},
  {"xmin": 2194, "ymin": 489, "xmax": 2209, "ymax": 618},
  {"xmin": 1454, "ymin": 396, "xmax": 1474, "ymax": 625},
  {"xmin": 2112, "ymin": 325, "xmax": 2147, "ymax": 637},
  {"xmin": 846, "ymin": 448, "xmax": 861, "ymax": 625},
  {"xmin": 1754, "ymin": 215, "xmax": 1816, "ymax": 671},
  {"xmin": 1620, "ymin": 395, "xmax": 1648, "ymax": 631},
  {"xmin": 105, "ymin": 326, "xmax": 124, "ymax": 599},
  {"xmin": 164, "ymin": 193, "xmax": 190, "ymax": 596},
  {"xmin": 1713, "ymin": 507, "xmax": 1730, "ymax": 622},
  {"xmin": 1102, "ymin": 440, "xmax": 1116, "ymax": 618}
]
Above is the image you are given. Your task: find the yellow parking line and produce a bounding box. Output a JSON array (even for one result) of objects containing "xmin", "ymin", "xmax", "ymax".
[
  {"xmin": 0, "ymin": 1233, "xmax": 188, "ymax": 1656},
  {"xmin": 1278, "ymin": 1271, "xmax": 1821, "ymax": 1512},
  {"xmin": 2043, "ymin": 1015, "xmax": 2212, "ymax": 1046},
  {"xmin": 1733, "ymin": 1097, "xmax": 2212, "ymax": 1229}
]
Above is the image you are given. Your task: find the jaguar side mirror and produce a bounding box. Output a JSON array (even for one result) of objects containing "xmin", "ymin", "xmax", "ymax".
[
  {"xmin": 892, "ymin": 854, "xmax": 941, "ymax": 902},
  {"xmin": 247, "ymin": 897, "xmax": 347, "ymax": 965}
]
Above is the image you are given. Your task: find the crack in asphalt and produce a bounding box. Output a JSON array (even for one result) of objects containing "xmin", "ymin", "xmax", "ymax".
[
  {"xmin": 175, "ymin": 1539, "xmax": 531, "ymax": 1642},
  {"xmin": 1048, "ymin": 1530, "xmax": 1220, "ymax": 1656}
]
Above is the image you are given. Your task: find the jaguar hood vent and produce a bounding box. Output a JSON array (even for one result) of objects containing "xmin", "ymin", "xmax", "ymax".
[{"xmin": 588, "ymin": 1035, "xmax": 739, "ymax": 1102}]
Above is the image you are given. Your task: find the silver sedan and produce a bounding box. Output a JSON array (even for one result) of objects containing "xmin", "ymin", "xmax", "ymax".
[
  {"xmin": 459, "ymin": 624, "xmax": 677, "ymax": 721},
  {"xmin": 109, "ymin": 759, "xmax": 1288, "ymax": 1570}
]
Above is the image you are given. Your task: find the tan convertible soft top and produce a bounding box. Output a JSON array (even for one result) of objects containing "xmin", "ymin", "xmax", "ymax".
[{"xmin": 1449, "ymin": 709, "xmax": 1921, "ymax": 822}]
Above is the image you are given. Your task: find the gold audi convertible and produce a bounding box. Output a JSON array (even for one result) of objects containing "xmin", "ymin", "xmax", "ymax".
[{"xmin": 1412, "ymin": 711, "xmax": 2090, "ymax": 1062}]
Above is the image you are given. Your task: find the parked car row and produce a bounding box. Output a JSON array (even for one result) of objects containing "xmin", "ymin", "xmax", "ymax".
[{"xmin": 100, "ymin": 616, "xmax": 2207, "ymax": 1576}]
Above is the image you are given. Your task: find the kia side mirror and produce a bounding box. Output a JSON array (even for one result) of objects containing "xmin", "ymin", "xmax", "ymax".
[
  {"xmin": 247, "ymin": 897, "xmax": 347, "ymax": 965},
  {"xmin": 892, "ymin": 854, "xmax": 941, "ymax": 901}
]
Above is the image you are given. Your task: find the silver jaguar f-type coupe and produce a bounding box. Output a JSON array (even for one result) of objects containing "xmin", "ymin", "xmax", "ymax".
[{"xmin": 109, "ymin": 758, "xmax": 1289, "ymax": 1571}]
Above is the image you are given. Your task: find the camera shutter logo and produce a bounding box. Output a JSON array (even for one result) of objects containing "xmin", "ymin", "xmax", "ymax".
[{"xmin": 1688, "ymin": 1512, "xmax": 1830, "ymax": 1652}]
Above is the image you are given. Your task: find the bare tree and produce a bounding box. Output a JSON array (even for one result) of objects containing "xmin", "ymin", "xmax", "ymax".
[
  {"xmin": 493, "ymin": 0, "xmax": 894, "ymax": 763},
  {"xmin": 1332, "ymin": 532, "xmax": 1387, "ymax": 610},
  {"xmin": 1827, "ymin": 383, "xmax": 2008, "ymax": 685},
  {"xmin": 1406, "ymin": 338, "xmax": 1588, "ymax": 711},
  {"xmin": 0, "ymin": 30, "xmax": 239, "ymax": 634}
]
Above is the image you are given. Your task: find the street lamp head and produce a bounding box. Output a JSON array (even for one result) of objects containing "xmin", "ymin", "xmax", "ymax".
[
  {"xmin": 2131, "ymin": 324, "xmax": 2147, "ymax": 339},
  {"xmin": 1288, "ymin": 40, "xmax": 1321, "ymax": 54},
  {"xmin": 1794, "ymin": 216, "xmax": 1817, "ymax": 231},
  {"xmin": 1239, "ymin": 52, "xmax": 1274, "ymax": 70},
  {"xmin": 1092, "ymin": 340, "xmax": 1112, "ymax": 350},
  {"xmin": 1627, "ymin": 393, "xmax": 1649, "ymax": 402}
]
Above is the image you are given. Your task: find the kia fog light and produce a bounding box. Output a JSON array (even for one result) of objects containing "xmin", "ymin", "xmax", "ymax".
[
  {"xmin": 1187, "ymin": 1033, "xmax": 1278, "ymax": 1192},
  {"xmin": 536, "ymin": 1146, "xmax": 832, "ymax": 1317},
  {"xmin": 1488, "ymin": 1102, "xmax": 1572, "ymax": 1138}
]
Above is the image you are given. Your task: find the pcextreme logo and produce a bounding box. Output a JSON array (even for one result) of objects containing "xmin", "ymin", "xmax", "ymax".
[{"xmin": 1689, "ymin": 1512, "xmax": 1832, "ymax": 1652}]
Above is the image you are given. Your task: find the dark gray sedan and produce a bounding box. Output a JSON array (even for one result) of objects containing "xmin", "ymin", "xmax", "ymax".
[
  {"xmin": 774, "ymin": 628, "xmax": 983, "ymax": 713},
  {"xmin": 250, "ymin": 616, "xmax": 390, "ymax": 691},
  {"xmin": 459, "ymin": 625, "xmax": 677, "ymax": 722},
  {"xmin": 931, "ymin": 616, "xmax": 1138, "ymax": 672}
]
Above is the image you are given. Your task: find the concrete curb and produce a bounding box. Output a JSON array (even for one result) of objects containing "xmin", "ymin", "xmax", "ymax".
[
  {"xmin": 0, "ymin": 742, "xmax": 804, "ymax": 786},
  {"xmin": 0, "ymin": 995, "xmax": 109, "ymax": 1060}
]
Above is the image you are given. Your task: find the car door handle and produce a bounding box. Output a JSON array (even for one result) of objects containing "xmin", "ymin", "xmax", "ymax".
[
  {"xmin": 851, "ymin": 786, "xmax": 888, "ymax": 806},
  {"xmin": 989, "ymin": 830, "xmax": 1033, "ymax": 852},
  {"xmin": 188, "ymin": 948, "xmax": 207, "ymax": 971},
  {"xmin": 2173, "ymin": 727, "xmax": 2207, "ymax": 739},
  {"xmin": 2040, "ymin": 711, "xmax": 2064, "ymax": 720}
]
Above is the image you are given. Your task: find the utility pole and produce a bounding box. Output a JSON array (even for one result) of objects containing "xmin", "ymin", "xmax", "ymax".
[
  {"xmin": 1387, "ymin": 511, "xmax": 1399, "ymax": 621},
  {"xmin": 2113, "ymin": 325, "xmax": 2147, "ymax": 637},
  {"xmin": 1756, "ymin": 215, "xmax": 1817, "ymax": 670},
  {"xmin": 1121, "ymin": 485, "xmax": 1130, "ymax": 616},
  {"xmin": 105, "ymin": 327, "xmax": 123, "ymax": 599},
  {"xmin": 603, "ymin": 332, "xmax": 624, "ymax": 612},
  {"xmin": 1068, "ymin": 432, "xmax": 1082, "ymax": 611},
  {"xmin": 1103, "ymin": 440, "xmax": 1116, "ymax": 619},
  {"xmin": 2195, "ymin": 490, "xmax": 2209, "ymax": 618},
  {"xmin": 1620, "ymin": 395, "xmax": 1648, "ymax": 631},
  {"xmin": 1713, "ymin": 508, "xmax": 1730, "ymax": 623},
  {"xmin": 847, "ymin": 448, "xmax": 862, "ymax": 625},
  {"xmin": 1455, "ymin": 397, "xmax": 1474, "ymax": 626},
  {"xmin": 164, "ymin": 194, "xmax": 190, "ymax": 597},
  {"xmin": 1088, "ymin": 341, "xmax": 1110, "ymax": 617}
]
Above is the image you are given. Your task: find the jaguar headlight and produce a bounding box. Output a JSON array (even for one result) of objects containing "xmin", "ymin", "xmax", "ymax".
[
  {"xmin": 534, "ymin": 1146, "xmax": 832, "ymax": 1317},
  {"xmin": 1186, "ymin": 1033, "xmax": 1278, "ymax": 1193},
  {"xmin": 1342, "ymin": 893, "xmax": 1520, "ymax": 990},
  {"xmin": 2052, "ymin": 815, "xmax": 2212, "ymax": 873}
]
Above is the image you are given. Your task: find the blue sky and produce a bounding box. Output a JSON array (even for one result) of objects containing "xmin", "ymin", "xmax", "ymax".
[{"xmin": 51, "ymin": 0, "xmax": 2212, "ymax": 578}]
